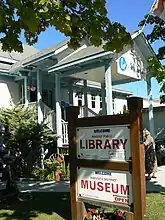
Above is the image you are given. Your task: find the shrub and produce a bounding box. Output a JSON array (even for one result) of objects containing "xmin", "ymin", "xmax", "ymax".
[
  {"xmin": 123, "ymin": 104, "xmax": 128, "ymax": 114},
  {"xmin": 0, "ymin": 105, "xmax": 56, "ymax": 178},
  {"xmin": 31, "ymin": 154, "xmax": 70, "ymax": 181}
]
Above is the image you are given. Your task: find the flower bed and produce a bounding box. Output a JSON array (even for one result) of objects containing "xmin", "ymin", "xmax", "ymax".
[{"xmin": 85, "ymin": 208, "xmax": 126, "ymax": 220}]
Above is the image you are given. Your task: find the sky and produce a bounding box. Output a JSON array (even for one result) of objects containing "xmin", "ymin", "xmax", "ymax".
[{"xmin": 22, "ymin": 0, "xmax": 163, "ymax": 99}]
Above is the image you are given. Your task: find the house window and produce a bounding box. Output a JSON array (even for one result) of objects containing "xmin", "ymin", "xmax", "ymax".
[
  {"xmin": 78, "ymin": 94, "xmax": 83, "ymax": 106},
  {"xmin": 91, "ymin": 95, "xmax": 96, "ymax": 108},
  {"xmin": 100, "ymin": 95, "xmax": 102, "ymax": 109}
]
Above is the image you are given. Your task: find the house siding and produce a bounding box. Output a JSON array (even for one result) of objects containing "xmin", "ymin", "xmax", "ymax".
[{"xmin": 0, "ymin": 79, "xmax": 19, "ymax": 108}]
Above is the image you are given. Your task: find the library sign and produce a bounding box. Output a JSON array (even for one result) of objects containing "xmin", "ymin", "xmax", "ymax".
[
  {"xmin": 76, "ymin": 125, "xmax": 131, "ymax": 161},
  {"xmin": 67, "ymin": 98, "xmax": 146, "ymax": 220}
]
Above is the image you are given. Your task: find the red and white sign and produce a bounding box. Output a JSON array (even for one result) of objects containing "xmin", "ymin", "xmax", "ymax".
[
  {"xmin": 77, "ymin": 167, "xmax": 133, "ymax": 206},
  {"xmin": 76, "ymin": 125, "xmax": 131, "ymax": 161}
]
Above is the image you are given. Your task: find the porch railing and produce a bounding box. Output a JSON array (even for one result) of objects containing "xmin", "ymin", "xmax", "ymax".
[
  {"xmin": 21, "ymin": 102, "xmax": 56, "ymax": 132},
  {"xmin": 60, "ymin": 106, "xmax": 97, "ymax": 146},
  {"xmin": 28, "ymin": 102, "xmax": 37, "ymax": 110},
  {"xmin": 62, "ymin": 119, "xmax": 69, "ymax": 146},
  {"xmin": 22, "ymin": 102, "xmax": 97, "ymax": 147},
  {"xmin": 79, "ymin": 105, "xmax": 97, "ymax": 118},
  {"xmin": 42, "ymin": 102, "xmax": 56, "ymax": 131}
]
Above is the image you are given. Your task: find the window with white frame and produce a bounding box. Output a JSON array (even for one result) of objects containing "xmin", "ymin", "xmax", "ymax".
[
  {"xmin": 100, "ymin": 95, "xmax": 102, "ymax": 109},
  {"xmin": 91, "ymin": 95, "xmax": 96, "ymax": 108}
]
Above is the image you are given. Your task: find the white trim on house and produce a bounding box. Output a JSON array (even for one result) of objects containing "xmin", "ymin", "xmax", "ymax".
[
  {"xmin": 0, "ymin": 56, "xmax": 17, "ymax": 64},
  {"xmin": 48, "ymin": 50, "xmax": 114, "ymax": 73},
  {"xmin": 54, "ymin": 44, "xmax": 68, "ymax": 55},
  {"xmin": 59, "ymin": 44, "xmax": 87, "ymax": 63},
  {"xmin": 0, "ymin": 69, "xmax": 9, "ymax": 73}
]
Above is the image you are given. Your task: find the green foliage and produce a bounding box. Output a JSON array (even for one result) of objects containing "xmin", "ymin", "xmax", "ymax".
[
  {"xmin": 98, "ymin": 110, "xmax": 103, "ymax": 116},
  {"xmin": 32, "ymin": 167, "xmax": 55, "ymax": 181},
  {"xmin": 122, "ymin": 104, "xmax": 128, "ymax": 114},
  {"xmin": 147, "ymin": 57, "xmax": 165, "ymax": 103},
  {"xmin": 139, "ymin": 14, "xmax": 165, "ymax": 60},
  {"xmin": 0, "ymin": 0, "xmax": 132, "ymax": 53},
  {"xmin": 0, "ymin": 105, "xmax": 55, "ymax": 177},
  {"xmin": 139, "ymin": 14, "xmax": 165, "ymax": 102},
  {"xmin": 32, "ymin": 157, "xmax": 70, "ymax": 181}
]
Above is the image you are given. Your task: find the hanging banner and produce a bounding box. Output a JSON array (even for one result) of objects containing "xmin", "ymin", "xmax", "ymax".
[
  {"xmin": 76, "ymin": 125, "xmax": 131, "ymax": 161},
  {"xmin": 77, "ymin": 167, "xmax": 133, "ymax": 206}
]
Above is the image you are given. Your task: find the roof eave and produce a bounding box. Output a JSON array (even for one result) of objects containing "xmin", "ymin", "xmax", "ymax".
[
  {"xmin": 10, "ymin": 42, "xmax": 68, "ymax": 74},
  {"xmin": 136, "ymin": 30, "xmax": 158, "ymax": 59},
  {"xmin": 48, "ymin": 51, "xmax": 114, "ymax": 73}
]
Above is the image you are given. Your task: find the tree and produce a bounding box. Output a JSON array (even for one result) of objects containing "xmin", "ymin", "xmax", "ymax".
[
  {"xmin": 139, "ymin": 14, "xmax": 165, "ymax": 60},
  {"xmin": 0, "ymin": 0, "xmax": 132, "ymax": 53},
  {"xmin": 139, "ymin": 14, "xmax": 165, "ymax": 102}
]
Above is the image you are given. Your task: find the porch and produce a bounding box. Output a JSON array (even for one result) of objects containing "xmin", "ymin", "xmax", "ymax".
[{"xmin": 9, "ymin": 31, "xmax": 157, "ymax": 151}]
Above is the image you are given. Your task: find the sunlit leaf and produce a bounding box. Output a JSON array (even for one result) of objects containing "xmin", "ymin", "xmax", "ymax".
[{"xmin": 0, "ymin": 0, "xmax": 132, "ymax": 53}]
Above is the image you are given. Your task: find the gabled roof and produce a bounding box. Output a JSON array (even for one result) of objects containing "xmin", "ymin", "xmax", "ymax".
[
  {"xmin": 48, "ymin": 31, "xmax": 157, "ymax": 75},
  {"xmin": 57, "ymin": 30, "xmax": 138, "ymax": 68},
  {"xmin": 49, "ymin": 45, "xmax": 105, "ymax": 70},
  {"xmin": 10, "ymin": 39, "xmax": 69, "ymax": 73},
  {"xmin": 5, "ymin": 30, "xmax": 157, "ymax": 78},
  {"xmin": 0, "ymin": 44, "xmax": 39, "ymax": 74},
  {"xmin": 0, "ymin": 44, "xmax": 38, "ymax": 61}
]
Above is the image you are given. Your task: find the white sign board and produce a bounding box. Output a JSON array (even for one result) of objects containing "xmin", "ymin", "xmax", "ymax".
[
  {"xmin": 77, "ymin": 167, "xmax": 133, "ymax": 206},
  {"xmin": 76, "ymin": 125, "xmax": 131, "ymax": 161},
  {"xmin": 117, "ymin": 48, "xmax": 147, "ymax": 80}
]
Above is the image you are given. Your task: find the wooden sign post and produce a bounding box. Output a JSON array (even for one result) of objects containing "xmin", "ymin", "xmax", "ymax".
[{"xmin": 66, "ymin": 97, "xmax": 146, "ymax": 220}]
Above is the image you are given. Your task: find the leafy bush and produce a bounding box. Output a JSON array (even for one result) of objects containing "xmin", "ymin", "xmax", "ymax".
[
  {"xmin": 123, "ymin": 104, "xmax": 129, "ymax": 114},
  {"xmin": 0, "ymin": 105, "xmax": 56, "ymax": 178},
  {"xmin": 31, "ymin": 167, "xmax": 55, "ymax": 181},
  {"xmin": 31, "ymin": 155, "xmax": 70, "ymax": 181}
]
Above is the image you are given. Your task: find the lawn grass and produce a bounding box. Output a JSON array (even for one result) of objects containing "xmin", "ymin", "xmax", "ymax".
[
  {"xmin": 0, "ymin": 192, "xmax": 164, "ymax": 219},
  {"xmin": 147, "ymin": 192, "xmax": 165, "ymax": 220},
  {"xmin": 0, "ymin": 192, "xmax": 71, "ymax": 220}
]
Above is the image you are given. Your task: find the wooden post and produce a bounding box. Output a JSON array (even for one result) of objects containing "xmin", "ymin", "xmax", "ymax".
[
  {"xmin": 127, "ymin": 97, "xmax": 146, "ymax": 220},
  {"xmin": 126, "ymin": 212, "xmax": 134, "ymax": 220},
  {"xmin": 66, "ymin": 106, "xmax": 86, "ymax": 220}
]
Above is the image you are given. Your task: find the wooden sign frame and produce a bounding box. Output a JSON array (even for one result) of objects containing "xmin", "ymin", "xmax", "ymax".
[{"xmin": 66, "ymin": 97, "xmax": 146, "ymax": 220}]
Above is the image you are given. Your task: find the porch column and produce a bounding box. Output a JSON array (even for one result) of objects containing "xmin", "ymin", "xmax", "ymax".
[
  {"xmin": 55, "ymin": 73, "xmax": 63, "ymax": 149},
  {"xmin": 27, "ymin": 77, "xmax": 31, "ymax": 103},
  {"xmin": 37, "ymin": 70, "xmax": 44, "ymax": 169},
  {"xmin": 105, "ymin": 62, "xmax": 113, "ymax": 115},
  {"xmin": 146, "ymin": 75, "xmax": 155, "ymax": 140},
  {"xmin": 37, "ymin": 70, "xmax": 44, "ymax": 124},
  {"xmin": 146, "ymin": 75, "xmax": 158, "ymax": 175},
  {"xmin": 24, "ymin": 76, "xmax": 28, "ymax": 106},
  {"xmin": 68, "ymin": 81, "xmax": 73, "ymax": 105},
  {"xmin": 101, "ymin": 82, "xmax": 107, "ymax": 115},
  {"xmin": 83, "ymin": 80, "xmax": 88, "ymax": 117}
]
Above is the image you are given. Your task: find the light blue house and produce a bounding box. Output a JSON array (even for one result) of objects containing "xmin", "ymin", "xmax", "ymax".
[{"xmin": 0, "ymin": 30, "xmax": 156, "ymax": 151}]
